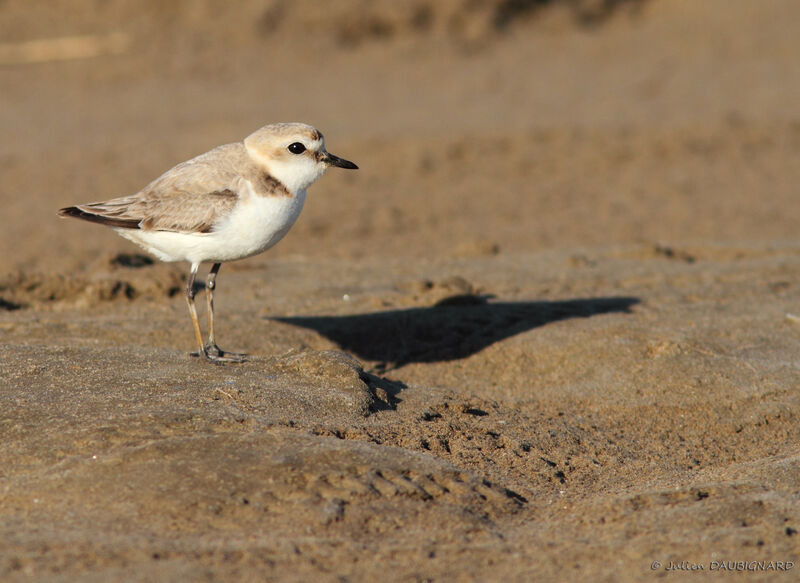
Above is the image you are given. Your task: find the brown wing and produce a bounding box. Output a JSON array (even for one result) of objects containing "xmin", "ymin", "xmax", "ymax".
[
  {"xmin": 58, "ymin": 144, "xmax": 250, "ymax": 234},
  {"xmin": 61, "ymin": 188, "xmax": 240, "ymax": 234}
]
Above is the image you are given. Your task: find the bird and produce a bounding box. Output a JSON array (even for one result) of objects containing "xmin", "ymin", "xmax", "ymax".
[{"xmin": 58, "ymin": 122, "xmax": 358, "ymax": 363}]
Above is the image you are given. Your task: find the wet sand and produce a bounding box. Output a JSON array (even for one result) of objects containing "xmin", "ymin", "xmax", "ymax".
[{"xmin": 2, "ymin": 1, "xmax": 800, "ymax": 580}]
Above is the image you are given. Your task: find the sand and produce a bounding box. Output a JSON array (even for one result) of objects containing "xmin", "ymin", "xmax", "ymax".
[{"xmin": 1, "ymin": 0, "xmax": 800, "ymax": 580}]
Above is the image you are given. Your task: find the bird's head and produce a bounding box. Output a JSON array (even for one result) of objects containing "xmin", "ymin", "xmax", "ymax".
[{"xmin": 244, "ymin": 122, "xmax": 358, "ymax": 193}]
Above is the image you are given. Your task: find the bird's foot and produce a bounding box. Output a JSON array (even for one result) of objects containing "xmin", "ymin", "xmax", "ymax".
[{"xmin": 191, "ymin": 343, "xmax": 248, "ymax": 364}]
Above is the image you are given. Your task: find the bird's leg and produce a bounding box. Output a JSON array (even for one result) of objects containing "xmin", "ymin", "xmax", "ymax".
[
  {"xmin": 203, "ymin": 262, "xmax": 247, "ymax": 363},
  {"xmin": 185, "ymin": 263, "xmax": 207, "ymax": 358},
  {"xmin": 205, "ymin": 262, "xmax": 221, "ymax": 352}
]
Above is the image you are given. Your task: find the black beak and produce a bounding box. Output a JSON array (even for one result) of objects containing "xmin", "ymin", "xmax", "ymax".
[{"xmin": 323, "ymin": 152, "xmax": 358, "ymax": 169}]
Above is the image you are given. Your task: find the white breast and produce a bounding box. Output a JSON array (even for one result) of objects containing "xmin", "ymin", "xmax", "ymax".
[{"xmin": 210, "ymin": 188, "xmax": 307, "ymax": 261}]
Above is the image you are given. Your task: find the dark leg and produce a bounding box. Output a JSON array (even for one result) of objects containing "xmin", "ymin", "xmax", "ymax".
[{"xmin": 203, "ymin": 262, "xmax": 247, "ymax": 362}]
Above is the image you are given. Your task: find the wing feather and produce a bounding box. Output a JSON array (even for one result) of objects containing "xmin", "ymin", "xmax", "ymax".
[{"xmin": 59, "ymin": 144, "xmax": 252, "ymax": 234}]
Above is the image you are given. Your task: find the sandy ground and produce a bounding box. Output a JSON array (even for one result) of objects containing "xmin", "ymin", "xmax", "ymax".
[{"xmin": 2, "ymin": 0, "xmax": 800, "ymax": 580}]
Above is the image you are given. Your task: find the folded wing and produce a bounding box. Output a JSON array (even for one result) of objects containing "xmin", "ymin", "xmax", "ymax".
[{"xmin": 58, "ymin": 144, "xmax": 247, "ymax": 234}]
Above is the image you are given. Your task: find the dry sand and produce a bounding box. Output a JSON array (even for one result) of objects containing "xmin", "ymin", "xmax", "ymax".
[{"xmin": 2, "ymin": 0, "xmax": 800, "ymax": 580}]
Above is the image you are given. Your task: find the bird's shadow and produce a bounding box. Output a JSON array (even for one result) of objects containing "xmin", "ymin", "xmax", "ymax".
[{"xmin": 273, "ymin": 295, "xmax": 639, "ymax": 372}]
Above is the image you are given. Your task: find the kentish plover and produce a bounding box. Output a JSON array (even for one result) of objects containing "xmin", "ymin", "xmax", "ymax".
[{"xmin": 59, "ymin": 122, "xmax": 358, "ymax": 363}]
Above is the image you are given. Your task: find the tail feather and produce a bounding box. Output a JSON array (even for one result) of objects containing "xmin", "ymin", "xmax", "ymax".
[{"xmin": 58, "ymin": 206, "xmax": 141, "ymax": 229}]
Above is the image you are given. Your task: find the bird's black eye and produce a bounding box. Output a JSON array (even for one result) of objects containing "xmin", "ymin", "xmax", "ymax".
[{"xmin": 288, "ymin": 142, "xmax": 306, "ymax": 154}]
